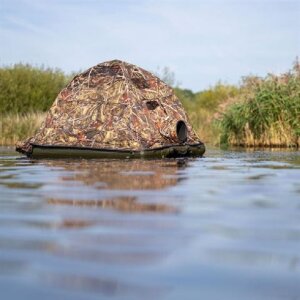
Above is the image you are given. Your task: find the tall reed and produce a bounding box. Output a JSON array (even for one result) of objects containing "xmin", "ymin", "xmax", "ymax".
[
  {"xmin": 0, "ymin": 112, "xmax": 45, "ymax": 146},
  {"xmin": 218, "ymin": 61, "xmax": 300, "ymax": 147}
]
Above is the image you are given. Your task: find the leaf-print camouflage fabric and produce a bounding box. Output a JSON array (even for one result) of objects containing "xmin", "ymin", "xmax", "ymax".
[{"xmin": 16, "ymin": 60, "xmax": 203, "ymax": 155}]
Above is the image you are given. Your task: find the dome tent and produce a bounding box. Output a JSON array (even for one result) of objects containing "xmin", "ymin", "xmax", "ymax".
[{"xmin": 16, "ymin": 60, "xmax": 205, "ymax": 158}]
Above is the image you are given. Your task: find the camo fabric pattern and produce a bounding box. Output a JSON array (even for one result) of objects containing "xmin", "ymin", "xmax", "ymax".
[{"xmin": 19, "ymin": 60, "xmax": 201, "ymax": 151}]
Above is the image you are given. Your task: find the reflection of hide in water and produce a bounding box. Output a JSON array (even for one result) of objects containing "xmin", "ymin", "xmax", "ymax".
[
  {"xmin": 44, "ymin": 159, "xmax": 185, "ymax": 189},
  {"xmin": 48, "ymin": 196, "xmax": 178, "ymax": 213},
  {"xmin": 44, "ymin": 159, "xmax": 187, "ymax": 213}
]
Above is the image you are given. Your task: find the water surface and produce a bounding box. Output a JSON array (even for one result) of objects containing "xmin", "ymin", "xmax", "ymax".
[{"xmin": 0, "ymin": 147, "xmax": 299, "ymax": 300}]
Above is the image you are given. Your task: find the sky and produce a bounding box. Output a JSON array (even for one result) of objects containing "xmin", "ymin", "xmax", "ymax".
[{"xmin": 0, "ymin": 0, "xmax": 299, "ymax": 91}]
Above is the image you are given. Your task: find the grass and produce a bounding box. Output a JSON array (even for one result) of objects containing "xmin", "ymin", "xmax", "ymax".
[{"xmin": 0, "ymin": 112, "xmax": 45, "ymax": 146}]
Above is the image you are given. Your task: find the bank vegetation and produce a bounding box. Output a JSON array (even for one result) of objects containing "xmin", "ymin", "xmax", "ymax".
[{"xmin": 0, "ymin": 62, "xmax": 299, "ymax": 148}]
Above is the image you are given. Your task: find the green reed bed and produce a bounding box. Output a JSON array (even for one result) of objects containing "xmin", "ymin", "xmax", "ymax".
[{"xmin": 218, "ymin": 62, "xmax": 300, "ymax": 147}]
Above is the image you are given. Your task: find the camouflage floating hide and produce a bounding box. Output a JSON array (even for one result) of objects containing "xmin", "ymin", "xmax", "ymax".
[{"xmin": 16, "ymin": 60, "xmax": 205, "ymax": 158}]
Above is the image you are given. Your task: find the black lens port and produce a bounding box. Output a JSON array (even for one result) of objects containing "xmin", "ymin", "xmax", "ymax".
[{"xmin": 176, "ymin": 120, "xmax": 187, "ymax": 143}]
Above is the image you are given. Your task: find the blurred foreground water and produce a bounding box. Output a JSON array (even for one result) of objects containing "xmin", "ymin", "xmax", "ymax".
[{"xmin": 0, "ymin": 146, "xmax": 299, "ymax": 300}]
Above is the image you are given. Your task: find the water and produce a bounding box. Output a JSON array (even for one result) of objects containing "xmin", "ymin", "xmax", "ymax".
[{"xmin": 0, "ymin": 146, "xmax": 299, "ymax": 300}]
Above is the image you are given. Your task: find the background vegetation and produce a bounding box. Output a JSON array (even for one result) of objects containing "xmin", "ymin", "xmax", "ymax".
[
  {"xmin": 0, "ymin": 112, "xmax": 45, "ymax": 146},
  {"xmin": 174, "ymin": 83, "xmax": 239, "ymax": 144},
  {"xmin": 0, "ymin": 64, "xmax": 68, "ymax": 114},
  {"xmin": 217, "ymin": 61, "xmax": 300, "ymax": 147},
  {"xmin": 0, "ymin": 62, "xmax": 299, "ymax": 147}
]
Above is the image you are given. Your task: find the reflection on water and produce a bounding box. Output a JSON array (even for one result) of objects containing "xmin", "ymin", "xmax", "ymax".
[
  {"xmin": 43, "ymin": 159, "xmax": 183, "ymax": 214},
  {"xmin": 47, "ymin": 196, "xmax": 178, "ymax": 213},
  {"xmin": 0, "ymin": 147, "xmax": 299, "ymax": 300},
  {"xmin": 44, "ymin": 159, "xmax": 183, "ymax": 190}
]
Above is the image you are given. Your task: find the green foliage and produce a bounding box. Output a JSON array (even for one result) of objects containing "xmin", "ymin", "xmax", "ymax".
[
  {"xmin": 194, "ymin": 83, "xmax": 239, "ymax": 110},
  {"xmin": 175, "ymin": 83, "xmax": 239, "ymax": 144},
  {"xmin": 219, "ymin": 61, "xmax": 300, "ymax": 147},
  {"xmin": 0, "ymin": 64, "xmax": 69, "ymax": 114}
]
